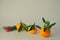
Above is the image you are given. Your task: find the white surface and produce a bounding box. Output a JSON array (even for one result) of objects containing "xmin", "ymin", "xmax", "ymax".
[
  {"xmin": 0, "ymin": 30, "xmax": 60, "ymax": 40},
  {"xmin": 0, "ymin": 0, "xmax": 60, "ymax": 40}
]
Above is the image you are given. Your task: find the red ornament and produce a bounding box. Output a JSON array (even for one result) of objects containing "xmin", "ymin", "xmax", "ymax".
[{"xmin": 5, "ymin": 28, "xmax": 10, "ymax": 32}]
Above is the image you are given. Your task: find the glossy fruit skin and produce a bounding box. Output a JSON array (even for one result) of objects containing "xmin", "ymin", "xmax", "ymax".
[
  {"xmin": 29, "ymin": 28, "xmax": 37, "ymax": 34},
  {"xmin": 16, "ymin": 23, "xmax": 24, "ymax": 31},
  {"xmin": 40, "ymin": 27, "xmax": 51, "ymax": 37},
  {"xmin": 5, "ymin": 28, "xmax": 10, "ymax": 32},
  {"xmin": 16, "ymin": 23, "xmax": 21, "ymax": 30}
]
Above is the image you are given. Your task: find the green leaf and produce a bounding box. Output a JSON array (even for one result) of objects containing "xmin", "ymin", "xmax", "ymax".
[
  {"xmin": 44, "ymin": 24, "xmax": 47, "ymax": 27},
  {"xmin": 42, "ymin": 17, "xmax": 46, "ymax": 23},
  {"xmin": 45, "ymin": 20, "xmax": 50, "ymax": 26},
  {"xmin": 42, "ymin": 18, "xmax": 50, "ymax": 26},
  {"xmin": 12, "ymin": 26, "xmax": 16, "ymax": 30},
  {"xmin": 18, "ymin": 25, "xmax": 22, "ymax": 32},
  {"xmin": 9, "ymin": 27, "xmax": 13, "ymax": 31},
  {"xmin": 28, "ymin": 25, "xmax": 31, "ymax": 27},
  {"xmin": 48, "ymin": 23, "xmax": 56, "ymax": 29},
  {"xmin": 29, "ymin": 23, "xmax": 35, "ymax": 31},
  {"xmin": 22, "ymin": 23, "xmax": 28, "ymax": 32},
  {"xmin": 36, "ymin": 25, "xmax": 41, "ymax": 29}
]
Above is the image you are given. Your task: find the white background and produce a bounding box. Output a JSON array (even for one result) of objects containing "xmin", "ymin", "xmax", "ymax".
[{"xmin": 0, "ymin": 0, "xmax": 60, "ymax": 40}]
